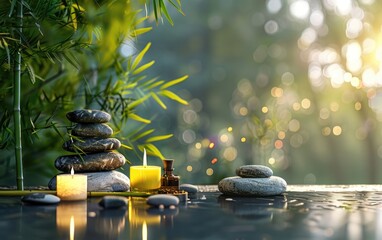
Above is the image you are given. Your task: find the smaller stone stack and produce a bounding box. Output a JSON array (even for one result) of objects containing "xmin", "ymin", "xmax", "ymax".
[
  {"xmin": 218, "ymin": 165, "xmax": 287, "ymax": 197},
  {"xmin": 48, "ymin": 109, "xmax": 130, "ymax": 192}
]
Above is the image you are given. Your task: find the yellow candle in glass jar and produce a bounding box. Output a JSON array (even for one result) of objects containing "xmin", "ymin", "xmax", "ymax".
[
  {"xmin": 130, "ymin": 166, "xmax": 161, "ymax": 192},
  {"xmin": 130, "ymin": 149, "xmax": 161, "ymax": 192},
  {"xmin": 57, "ymin": 168, "xmax": 87, "ymax": 201}
]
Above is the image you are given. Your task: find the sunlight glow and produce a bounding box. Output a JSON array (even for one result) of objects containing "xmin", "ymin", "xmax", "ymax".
[
  {"xmin": 333, "ymin": 126, "xmax": 342, "ymax": 136},
  {"xmin": 344, "ymin": 42, "xmax": 362, "ymax": 73},
  {"xmin": 290, "ymin": 0, "xmax": 310, "ymax": 19},
  {"xmin": 325, "ymin": 0, "xmax": 352, "ymax": 16},
  {"xmin": 267, "ymin": 0, "xmax": 282, "ymax": 14}
]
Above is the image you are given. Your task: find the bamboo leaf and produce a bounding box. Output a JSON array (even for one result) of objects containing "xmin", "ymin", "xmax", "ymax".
[
  {"xmin": 128, "ymin": 94, "xmax": 150, "ymax": 110},
  {"xmin": 71, "ymin": 3, "xmax": 85, "ymax": 11},
  {"xmin": 160, "ymin": 75, "xmax": 188, "ymax": 89},
  {"xmin": 121, "ymin": 143, "xmax": 133, "ymax": 150},
  {"xmin": 29, "ymin": 117, "xmax": 36, "ymax": 131},
  {"xmin": 145, "ymin": 134, "xmax": 173, "ymax": 143},
  {"xmin": 159, "ymin": 0, "xmax": 174, "ymax": 25},
  {"xmin": 52, "ymin": 123, "xmax": 65, "ymax": 141},
  {"xmin": 132, "ymin": 129, "xmax": 155, "ymax": 141},
  {"xmin": 62, "ymin": 51, "xmax": 79, "ymax": 69},
  {"xmin": 153, "ymin": 0, "xmax": 158, "ymax": 22},
  {"xmin": 144, "ymin": 143, "xmax": 165, "ymax": 159},
  {"xmin": 141, "ymin": 78, "xmax": 162, "ymax": 89},
  {"xmin": 131, "ymin": 42, "xmax": 151, "ymax": 70},
  {"xmin": 151, "ymin": 92, "xmax": 167, "ymax": 109},
  {"xmin": 129, "ymin": 113, "xmax": 151, "ymax": 124},
  {"xmin": 168, "ymin": 0, "xmax": 185, "ymax": 15},
  {"xmin": 136, "ymin": 16, "xmax": 148, "ymax": 26},
  {"xmin": 25, "ymin": 62, "xmax": 36, "ymax": 84},
  {"xmin": 159, "ymin": 90, "xmax": 188, "ymax": 105},
  {"xmin": 1, "ymin": 38, "xmax": 10, "ymax": 66},
  {"xmin": 131, "ymin": 27, "xmax": 153, "ymax": 37},
  {"xmin": 132, "ymin": 60, "xmax": 155, "ymax": 75},
  {"xmin": 8, "ymin": 0, "xmax": 17, "ymax": 17}
]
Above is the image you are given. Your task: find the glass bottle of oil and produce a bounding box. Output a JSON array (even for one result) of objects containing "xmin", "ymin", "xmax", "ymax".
[{"xmin": 160, "ymin": 159, "xmax": 180, "ymax": 193}]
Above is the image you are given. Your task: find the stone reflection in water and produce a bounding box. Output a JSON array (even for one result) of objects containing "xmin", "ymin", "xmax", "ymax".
[
  {"xmin": 56, "ymin": 201, "xmax": 87, "ymax": 240},
  {"xmin": 88, "ymin": 207, "xmax": 126, "ymax": 239},
  {"xmin": 218, "ymin": 195, "xmax": 287, "ymax": 222}
]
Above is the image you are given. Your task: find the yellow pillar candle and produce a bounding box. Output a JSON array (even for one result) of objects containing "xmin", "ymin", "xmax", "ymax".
[
  {"xmin": 57, "ymin": 168, "xmax": 87, "ymax": 201},
  {"xmin": 130, "ymin": 149, "xmax": 161, "ymax": 192}
]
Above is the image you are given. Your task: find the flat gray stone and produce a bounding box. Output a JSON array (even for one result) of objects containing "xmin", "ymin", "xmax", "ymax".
[
  {"xmin": 21, "ymin": 193, "xmax": 60, "ymax": 205},
  {"xmin": 63, "ymin": 138, "xmax": 121, "ymax": 153},
  {"xmin": 236, "ymin": 165, "xmax": 273, "ymax": 178},
  {"xmin": 218, "ymin": 176, "xmax": 287, "ymax": 197},
  {"xmin": 147, "ymin": 194, "xmax": 179, "ymax": 208},
  {"xmin": 54, "ymin": 152, "xmax": 126, "ymax": 172},
  {"xmin": 180, "ymin": 184, "xmax": 198, "ymax": 193},
  {"xmin": 48, "ymin": 170, "xmax": 130, "ymax": 192},
  {"xmin": 71, "ymin": 123, "xmax": 113, "ymax": 138},
  {"xmin": 99, "ymin": 196, "xmax": 128, "ymax": 209},
  {"xmin": 66, "ymin": 109, "xmax": 111, "ymax": 123}
]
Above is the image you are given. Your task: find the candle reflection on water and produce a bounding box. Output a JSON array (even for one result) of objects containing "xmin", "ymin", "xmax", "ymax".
[
  {"xmin": 56, "ymin": 201, "xmax": 87, "ymax": 240},
  {"xmin": 128, "ymin": 196, "xmax": 180, "ymax": 239},
  {"xmin": 128, "ymin": 197, "xmax": 161, "ymax": 226},
  {"xmin": 128, "ymin": 197, "xmax": 160, "ymax": 240},
  {"xmin": 69, "ymin": 216, "xmax": 74, "ymax": 240},
  {"xmin": 142, "ymin": 221, "xmax": 147, "ymax": 240}
]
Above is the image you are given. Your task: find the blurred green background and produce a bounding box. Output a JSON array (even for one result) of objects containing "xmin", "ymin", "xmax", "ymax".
[
  {"xmin": 2, "ymin": 0, "xmax": 382, "ymax": 186},
  {"xmin": 140, "ymin": 0, "xmax": 382, "ymax": 185}
]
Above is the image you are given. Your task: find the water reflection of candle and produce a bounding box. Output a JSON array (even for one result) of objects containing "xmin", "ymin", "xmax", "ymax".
[
  {"xmin": 70, "ymin": 216, "xmax": 74, "ymax": 240},
  {"xmin": 57, "ymin": 167, "xmax": 87, "ymax": 201},
  {"xmin": 142, "ymin": 221, "xmax": 147, "ymax": 240},
  {"xmin": 128, "ymin": 198, "xmax": 160, "ymax": 240},
  {"xmin": 130, "ymin": 149, "xmax": 161, "ymax": 192},
  {"xmin": 56, "ymin": 202, "xmax": 87, "ymax": 240},
  {"xmin": 128, "ymin": 197, "xmax": 160, "ymax": 226}
]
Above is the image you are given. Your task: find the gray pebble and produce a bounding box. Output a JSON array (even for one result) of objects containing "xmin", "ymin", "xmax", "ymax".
[
  {"xmin": 63, "ymin": 138, "xmax": 121, "ymax": 153},
  {"xmin": 66, "ymin": 109, "xmax": 111, "ymax": 123},
  {"xmin": 218, "ymin": 176, "xmax": 287, "ymax": 197},
  {"xmin": 180, "ymin": 184, "xmax": 198, "ymax": 193},
  {"xmin": 21, "ymin": 193, "xmax": 60, "ymax": 205},
  {"xmin": 99, "ymin": 196, "xmax": 128, "ymax": 209},
  {"xmin": 236, "ymin": 165, "xmax": 273, "ymax": 178},
  {"xmin": 54, "ymin": 152, "xmax": 126, "ymax": 173},
  {"xmin": 71, "ymin": 123, "xmax": 113, "ymax": 138},
  {"xmin": 147, "ymin": 194, "xmax": 179, "ymax": 208}
]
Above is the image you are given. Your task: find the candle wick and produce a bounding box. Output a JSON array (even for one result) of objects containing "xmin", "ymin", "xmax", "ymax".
[{"xmin": 143, "ymin": 148, "xmax": 147, "ymax": 167}]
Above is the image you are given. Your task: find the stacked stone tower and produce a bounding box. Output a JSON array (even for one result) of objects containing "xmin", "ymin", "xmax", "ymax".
[{"xmin": 48, "ymin": 109, "xmax": 130, "ymax": 192}]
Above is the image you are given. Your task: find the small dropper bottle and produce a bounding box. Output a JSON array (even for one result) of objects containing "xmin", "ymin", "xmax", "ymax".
[{"xmin": 161, "ymin": 159, "xmax": 180, "ymax": 192}]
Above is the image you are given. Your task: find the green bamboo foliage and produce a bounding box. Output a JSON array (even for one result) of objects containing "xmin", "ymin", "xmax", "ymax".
[{"xmin": 0, "ymin": 0, "xmax": 187, "ymax": 184}]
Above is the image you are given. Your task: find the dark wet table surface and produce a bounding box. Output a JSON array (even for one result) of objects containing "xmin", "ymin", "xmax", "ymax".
[{"xmin": 1, "ymin": 185, "xmax": 382, "ymax": 240}]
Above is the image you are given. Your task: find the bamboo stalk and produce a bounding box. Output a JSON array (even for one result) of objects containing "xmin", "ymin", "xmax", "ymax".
[
  {"xmin": 13, "ymin": 0, "xmax": 24, "ymax": 190},
  {"xmin": 0, "ymin": 190, "xmax": 151, "ymax": 197}
]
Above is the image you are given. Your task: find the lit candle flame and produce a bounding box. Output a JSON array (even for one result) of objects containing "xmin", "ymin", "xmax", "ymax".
[
  {"xmin": 143, "ymin": 148, "xmax": 147, "ymax": 167},
  {"xmin": 71, "ymin": 167, "xmax": 74, "ymax": 178}
]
